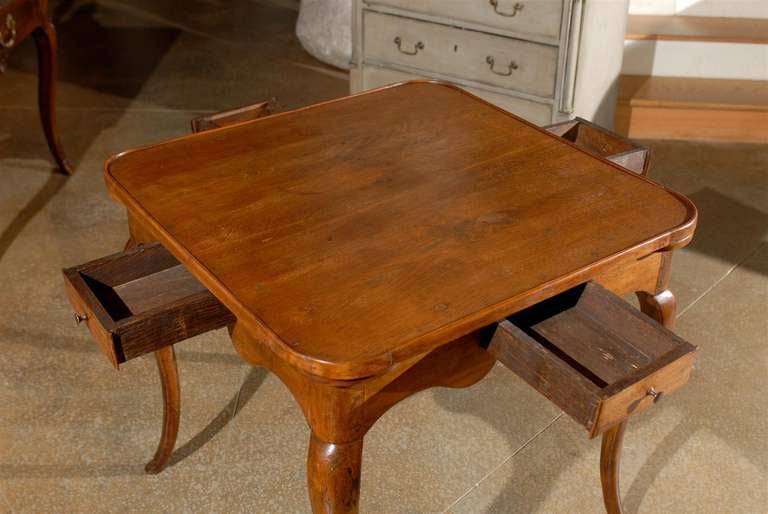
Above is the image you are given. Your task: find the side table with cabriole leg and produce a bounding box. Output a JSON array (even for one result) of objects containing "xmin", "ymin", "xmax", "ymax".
[{"xmin": 1, "ymin": 0, "xmax": 73, "ymax": 174}]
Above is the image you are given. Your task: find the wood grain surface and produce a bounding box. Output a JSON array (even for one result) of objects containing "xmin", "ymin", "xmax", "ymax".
[{"xmin": 104, "ymin": 81, "xmax": 696, "ymax": 380}]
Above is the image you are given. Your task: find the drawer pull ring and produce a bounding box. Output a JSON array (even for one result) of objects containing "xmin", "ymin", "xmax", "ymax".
[
  {"xmin": 74, "ymin": 312, "xmax": 89, "ymax": 325},
  {"xmin": 489, "ymin": 0, "xmax": 524, "ymax": 17},
  {"xmin": 646, "ymin": 387, "xmax": 662, "ymax": 403},
  {"xmin": 394, "ymin": 36, "xmax": 424, "ymax": 56},
  {"xmin": 486, "ymin": 56, "xmax": 518, "ymax": 76},
  {"xmin": 1, "ymin": 14, "xmax": 16, "ymax": 49}
]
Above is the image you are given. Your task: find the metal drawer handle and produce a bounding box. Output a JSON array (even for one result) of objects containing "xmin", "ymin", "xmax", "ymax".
[
  {"xmin": 394, "ymin": 36, "xmax": 424, "ymax": 56},
  {"xmin": 490, "ymin": 0, "xmax": 524, "ymax": 17},
  {"xmin": 486, "ymin": 56, "xmax": 518, "ymax": 76},
  {"xmin": 74, "ymin": 312, "xmax": 89, "ymax": 325},
  {"xmin": 646, "ymin": 387, "xmax": 662, "ymax": 403},
  {"xmin": 1, "ymin": 14, "xmax": 16, "ymax": 49}
]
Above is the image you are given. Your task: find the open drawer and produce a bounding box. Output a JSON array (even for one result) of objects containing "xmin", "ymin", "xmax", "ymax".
[
  {"xmin": 63, "ymin": 243, "xmax": 235, "ymax": 369},
  {"xmin": 488, "ymin": 282, "xmax": 696, "ymax": 437},
  {"xmin": 545, "ymin": 117, "xmax": 650, "ymax": 175}
]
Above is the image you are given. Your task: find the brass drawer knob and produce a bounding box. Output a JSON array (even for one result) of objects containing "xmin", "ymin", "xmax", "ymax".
[
  {"xmin": 486, "ymin": 56, "xmax": 518, "ymax": 76},
  {"xmin": 74, "ymin": 312, "xmax": 89, "ymax": 325},
  {"xmin": 394, "ymin": 36, "xmax": 424, "ymax": 56},
  {"xmin": 646, "ymin": 387, "xmax": 662, "ymax": 403},
  {"xmin": 490, "ymin": 0, "xmax": 524, "ymax": 17},
  {"xmin": 1, "ymin": 14, "xmax": 16, "ymax": 49}
]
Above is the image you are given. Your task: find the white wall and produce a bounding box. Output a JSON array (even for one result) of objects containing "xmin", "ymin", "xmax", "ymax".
[{"xmin": 629, "ymin": 0, "xmax": 768, "ymax": 18}]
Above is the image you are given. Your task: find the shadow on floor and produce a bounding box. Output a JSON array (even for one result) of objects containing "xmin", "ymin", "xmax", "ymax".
[
  {"xmin": 11, "ymin": 2, "xmax": 180, "ymax": 101},
  {"xmin": 167, "ymin": 366, "xmax": 268, "ymax": 469},
  {"xmin": 2, "ymin": 1, "xmax": 180, "ymax": 168},
  {"xmin": 683, "ymin": 187, "xmax": 767, "ymax": 275},
  {"xmin": 0, "ymin": 174, "xmax": 67, "ymax": 262},
  {"xmin": 432, "ymin": 240, "xmax": 767, "ymax": 512}
]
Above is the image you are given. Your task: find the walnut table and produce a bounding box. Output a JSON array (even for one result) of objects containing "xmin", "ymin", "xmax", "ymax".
[{"xmin": 103, "ymin": 81, "xmax": 697, "ymax": 513}]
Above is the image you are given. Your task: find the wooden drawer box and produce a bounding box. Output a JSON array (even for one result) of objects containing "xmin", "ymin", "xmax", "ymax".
[
  {"xmin": 365, "ymin": 0, "xmax": 564, "ymax": 41},
  {"xmin": 63, "ymin": 243, "xmax": 234, "ymax": 368},
  {"xmin": 361, "ymin": 66, "xmax": 552, "ymax": 125},
  {"xmin": 489, "ymin": 282, "xmax": 697, "ymax": 437},
  {"xmin": 364, "ymin": 11, "xmax": 558, "ymax": 98},
  {"xmin": 545, "ymin": 117, "xmax": 650, "ymax": 175}
]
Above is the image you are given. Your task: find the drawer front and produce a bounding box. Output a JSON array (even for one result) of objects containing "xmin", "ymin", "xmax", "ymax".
[
  {"xmin": 63, "ymin": 275, "xmax": 121, "ymax": 368},
  {"xmin": 360, "ymin": 65, "xmax": 552, "ymax": 125},
  {"xmin": 365, "ymin": 0, "xmax": 564, "ymax": 41},
  {"xmin": 364, "ymin": 11, "xmax": 558, "ymax": 98},
  {"xmin": 594, "ymin": 350, "xmax": 696, "ymax": 436}
]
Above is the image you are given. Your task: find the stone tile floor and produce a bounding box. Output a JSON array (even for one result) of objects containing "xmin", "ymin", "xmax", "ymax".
[{"xmin": 0, "ymin": 1, "xmax": 766, "ymax": 512}]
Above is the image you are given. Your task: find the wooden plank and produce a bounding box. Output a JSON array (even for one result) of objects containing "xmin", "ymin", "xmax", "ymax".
[
  {"xmin": 113, "ymin": 265, "xmax": 210, "ymax": 313},
  {"xmin": 489, "ymin": 320, "xmax": 601, "ymax": 429},
  {"xmin": 190, "ymin": 101, "xmax": 272, "ymax": 133},
  {"xmin": 618, "ymin": 75, "xmax": 768, "ymax": 112},
  {"xmin": 616, "ymin": 103, "xmax": 768, "ymax": 142},
  {"xmin": 115, "ymin": 290, "xmax": 235, "ymax": 362},
  {"xmin": 533, "ymin": 308, "xmax": 651, "ymax": 384},
  {"xmin": 626, "ymin": 15, "xmax": 768, "ymax": 44},
  {"xmin": 577, "ymin": 282, "xmax": 688, "ymax": 360}
]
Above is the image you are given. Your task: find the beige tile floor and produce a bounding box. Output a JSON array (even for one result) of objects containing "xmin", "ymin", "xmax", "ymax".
[{"xmin": 0, "ymin": 1, "xmax": 766, "ymax": 512}]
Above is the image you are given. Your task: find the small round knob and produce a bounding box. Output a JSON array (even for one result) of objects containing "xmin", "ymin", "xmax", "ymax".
[
  {"xmin": 74, "ymin": 312, "xmax": 88, "ymax": 325},
  {"xmin": 646, "ymin": 387, "xmax": 662, "ymax": 403}
]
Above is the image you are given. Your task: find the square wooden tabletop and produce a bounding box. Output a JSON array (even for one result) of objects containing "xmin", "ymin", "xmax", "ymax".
[{"xmin": 105, "ymin": 81, "xmax": 696, "ymax": 380}]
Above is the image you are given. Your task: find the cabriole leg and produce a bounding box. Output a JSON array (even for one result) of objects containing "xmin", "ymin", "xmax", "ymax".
[
  {"xmin": 144, "ymin": 345, "xmax": 181, "ymax": 474},
  {"xmin": 32, "ymin": 19, "xmax": 73, "ymax": 174},
  {"xmin": 602, "ymin": 259, "xmax": 678, "ymax": 512},
  {"xmin": 636, "ymin": 289, "xmax": 677, "ymax": 329},
  {"xmin": 601, "ymin": 421, "xmax": 628, "ymax": 514},
  {"xmin": 307, "ymin": 434, "xmax": 363, "ymax": 514}
]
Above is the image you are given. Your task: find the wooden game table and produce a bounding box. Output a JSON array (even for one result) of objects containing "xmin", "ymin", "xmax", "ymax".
[{"xmin": 92, "ymin": 82, "xmax": 696, "ymax": 513}]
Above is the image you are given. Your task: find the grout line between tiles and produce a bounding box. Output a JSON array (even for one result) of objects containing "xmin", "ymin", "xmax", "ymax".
[
  {"xmin": 677, "ymin": 241, "xmax": 766, "ymax": 320},
  {"xmin": 440, "ymin": 412, "xmax": 564, "ymax": 514}
]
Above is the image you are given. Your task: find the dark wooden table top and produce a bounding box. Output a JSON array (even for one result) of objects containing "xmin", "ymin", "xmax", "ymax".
[{"xmin": 105, "ymin": 81, "xmax": 696, "ymax": 380}]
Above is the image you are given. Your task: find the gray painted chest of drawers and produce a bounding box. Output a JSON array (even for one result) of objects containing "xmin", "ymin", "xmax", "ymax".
[{"xmin": 350, "ymin": 0, "xmax": 629, "ymax": 127}]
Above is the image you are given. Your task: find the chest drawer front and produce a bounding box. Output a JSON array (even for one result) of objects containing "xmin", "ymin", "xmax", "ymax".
[
  {"xmin": 360, "ymin": 65, "xmax": 552, "ymax": 125},
  {"xmin": 364, "ymin": 11, "xmax": 558, "ymax": 98},
  {"xmin": 365, "ymin": 0, "xmax": 564, "ymax": 41}
]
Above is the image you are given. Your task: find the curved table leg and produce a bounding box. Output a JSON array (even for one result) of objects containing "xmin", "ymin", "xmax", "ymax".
[
  {"xmin": 122, "ymin": 239, "xmax": 181, "ymax": 474},
  {"xmin": 32, "ymin": 19, "xmax": 73, "ymax": 175},
  {"xmin": 231, "ymin": 324, "xmax": 494, "ymax": 514},
  {"xmin": 599, "ymin": 284, "xmax": 678, "ymax": 512},
  {"xmin": 601, "ymin": 421, "xmax": 628, "ymax": 514},
  {"xmin": 636, "ymin": 289, "xmax": 677, "ymax": 329},
  {"xmin": 308, "ymin": 434, "xmax": 363, "ymax": 514},
  {"xmin": 145, "ymin": 345, "xmax": 181, "ymax": 474}
]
